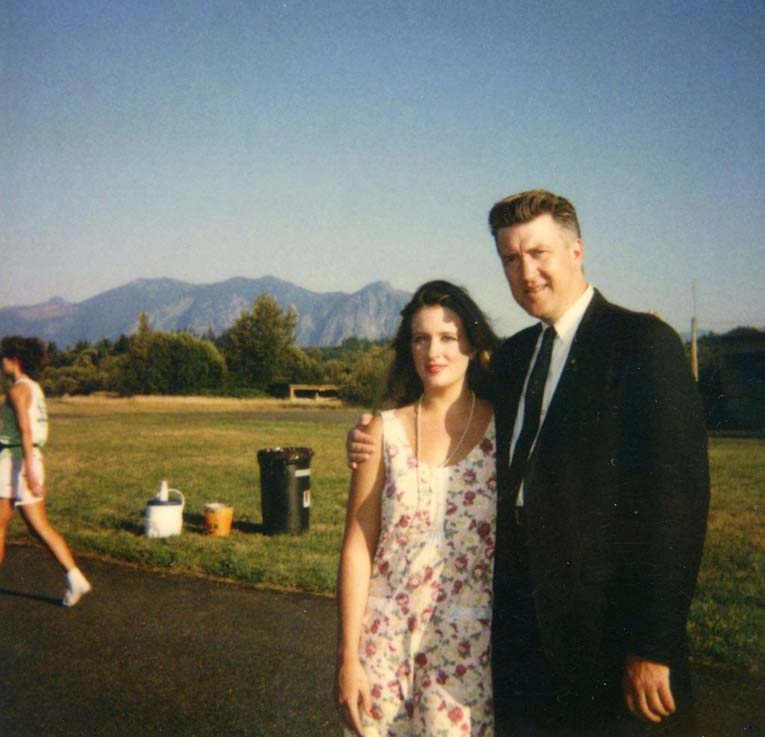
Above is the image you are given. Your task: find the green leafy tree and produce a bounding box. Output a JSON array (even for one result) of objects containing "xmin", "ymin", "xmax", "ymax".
[
  {"xmin": 123, "ymin": 315, "xmax": 225, "ymax": 395},
  {"xmin": 46, "ymin": 341, "xmax": 66, "ymax": 368},
  {"xmin": 40, "ymin": 353, "xmax": 104, "ymax": 396},
  {"xmin": 99, "ymin": 353, "xmax": 130, "ymax": 393},
  {"xmin": 141, "ymin": 333, "xmax": 225, "ymax": 394},
  {"xmin": 280, "ymin": 345, "xmax": 324, "ymax": 384},
  {"xmin": 122, "ymin": 312, "xmax": 153, "ymax": 393},
  {"xmin": 323, "ymin": 358, "xmax": 350, "ymax": 384},
  {"xmin": 221, "ymin": 294, "xmax": 298, "ymax": 389},
  {"xmin": 112, "ymin": 334, "xmax": 131, "ymax": 354},
  {"xmin": 339, "ymin": 344, "xmax": 393, "ymax": 407}
]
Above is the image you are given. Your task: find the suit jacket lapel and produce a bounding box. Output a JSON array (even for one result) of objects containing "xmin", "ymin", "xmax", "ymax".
[
  {"xmin": 537, "ymin": 290, "xmax": 608, "ymax": 443},
  {"xmin": 494, "ymin": 324, "xmax": 541, "ymax": 505}
]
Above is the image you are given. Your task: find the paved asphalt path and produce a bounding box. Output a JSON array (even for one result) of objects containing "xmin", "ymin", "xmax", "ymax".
[
  {"xmin": 3, "ymin": 545, "xmax": 764, "ymax": 737},
  {"xmin": 0, "ymin": 545, "xmax": 339, "ymax": 737}
]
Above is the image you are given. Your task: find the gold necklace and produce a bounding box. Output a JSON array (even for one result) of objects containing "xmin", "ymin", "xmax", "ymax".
[{"xmin": 415, "ymin": 390, "xmax": 476, "ymax": 469}]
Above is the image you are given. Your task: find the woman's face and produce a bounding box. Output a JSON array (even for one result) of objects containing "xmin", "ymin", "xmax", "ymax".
[
  {"xmin": 1, "ymin": 356, "xmax": 14, "ymax": 377},
  {"xmin": 410, "ymin": 305, "xmax": 474, "ymax": 393}
]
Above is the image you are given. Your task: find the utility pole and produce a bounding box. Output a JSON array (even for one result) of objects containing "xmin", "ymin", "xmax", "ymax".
[{"xmin": 690, "ymin": 281, "xmax": 699, "ymax": 381}]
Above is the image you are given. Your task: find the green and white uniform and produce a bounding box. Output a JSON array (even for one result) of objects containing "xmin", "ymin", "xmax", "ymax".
[{"xmin": 1, "ymin": 377, "xmax": 48, "ymax": 505}]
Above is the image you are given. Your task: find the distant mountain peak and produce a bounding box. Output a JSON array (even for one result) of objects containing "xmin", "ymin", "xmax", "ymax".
[{"xmin": 0, "ymin": 277, "xmax": 411, "ymax": 348}]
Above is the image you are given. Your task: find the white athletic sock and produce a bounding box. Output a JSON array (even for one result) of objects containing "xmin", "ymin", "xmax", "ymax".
[{"xmin": 63, "ymin": 567, "xmax": 92, "ymax": 607}]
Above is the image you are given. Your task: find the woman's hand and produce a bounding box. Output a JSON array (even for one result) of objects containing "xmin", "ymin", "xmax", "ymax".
[
  {"xmin": 335, "ymin": 657, "xmax": 372, "ymax": 736},
  {"xmin": 25, "ymin": 463, "xmax": 44, "ymax": 498}
]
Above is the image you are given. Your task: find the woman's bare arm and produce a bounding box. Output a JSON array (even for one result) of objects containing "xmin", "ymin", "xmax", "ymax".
[{"xmin": 336, "ymin": 415, "xmax": 385, "ymax": 735}]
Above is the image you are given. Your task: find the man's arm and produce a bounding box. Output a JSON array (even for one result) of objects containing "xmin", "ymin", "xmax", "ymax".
[
  {"xmin": 618, "ymin": 317, "xmax": 710, "ymax": 721},
  {"xmin": 346, "ymin": 414, "xmax": 375, "ymax": 469}
]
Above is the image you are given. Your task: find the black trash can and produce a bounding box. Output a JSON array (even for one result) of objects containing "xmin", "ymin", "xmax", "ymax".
[{"xmin": 257, "ymin": 446, "xmax": 313, "ymax": 535}]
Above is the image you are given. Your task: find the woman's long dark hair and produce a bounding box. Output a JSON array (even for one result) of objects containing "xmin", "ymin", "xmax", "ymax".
[
  {"xmin": 1, "ymin": 336, "xmax": 48, "ymax": 379},
  {"xmin": 383, "ymin": 280, "xmax": 498, "ymax": 408}
]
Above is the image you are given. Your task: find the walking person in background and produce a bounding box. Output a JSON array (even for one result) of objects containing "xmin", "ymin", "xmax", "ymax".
[
  {"xmin": 0, "ymin": 336, "xmax": 92, "ymax": 607},
  {"xmin": 336, "ymin": 281, "xmax": 499, "ymax": 736}
]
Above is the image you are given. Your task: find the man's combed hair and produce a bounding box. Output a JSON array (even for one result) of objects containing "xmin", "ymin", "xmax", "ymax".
[
  {"xmin": 382, "ymin": 280, "xmax": 498, "ymax": 409},
  {"xmin": 488, "ymin": 189, "xmax": 581, "ymax": 239},
  {"xmin": 1, "ymin": 336, "xmax": 48, "ymax": 378}
]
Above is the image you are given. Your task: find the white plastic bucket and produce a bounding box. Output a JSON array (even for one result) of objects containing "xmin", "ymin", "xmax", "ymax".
[{"xmin": 144, "ymin": 489, "xmax": 185, "ymax": 538}]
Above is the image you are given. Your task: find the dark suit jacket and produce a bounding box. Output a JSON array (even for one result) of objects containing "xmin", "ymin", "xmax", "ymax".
[{"xmin": 491, "ymin": 290, "xmax": 710, "ymax": 697}]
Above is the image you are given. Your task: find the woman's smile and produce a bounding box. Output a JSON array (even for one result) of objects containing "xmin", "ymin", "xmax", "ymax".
[{"xmin": 410, "ymin": 305, "xmax": 474, "ymax": 393}]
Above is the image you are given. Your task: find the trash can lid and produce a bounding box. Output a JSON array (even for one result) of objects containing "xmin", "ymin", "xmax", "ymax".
[{"xmin": 257, "ymin": 446, "xmax": 314, "ymax": 464}]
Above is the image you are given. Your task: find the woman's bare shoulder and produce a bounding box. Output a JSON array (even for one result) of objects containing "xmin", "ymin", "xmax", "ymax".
[
  {"xmin": 391, "ymin": 403, "xmax": 416, "ymax": 422},
  {"xmin": 368, "ymin": 414, "xmax": 384, "ymax": 432},
  {"xmin": 8, "ymin": 380, "xmax": 31, "ymax": 404}
]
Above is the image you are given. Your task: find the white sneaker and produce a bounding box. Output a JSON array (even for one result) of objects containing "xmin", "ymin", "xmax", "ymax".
[{"xmin": 63, "ymin": 569, "xmax": 92, "ymax": 607}]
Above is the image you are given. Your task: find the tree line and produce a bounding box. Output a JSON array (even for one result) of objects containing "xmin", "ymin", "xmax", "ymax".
[
  {"xmin": 10, "ymin": 293, "xmax": 761, "ymax": 416},
  {"xmin": 38, "ymin": 294, "xmax": 392, "ymax": 405}
]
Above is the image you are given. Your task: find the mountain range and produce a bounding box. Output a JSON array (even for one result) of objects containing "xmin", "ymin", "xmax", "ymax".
[{"xmin": 0, "ymin": 277, "xmax": 412, "ymax": 348}]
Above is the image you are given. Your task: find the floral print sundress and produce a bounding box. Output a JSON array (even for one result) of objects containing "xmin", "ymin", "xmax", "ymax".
[{"xmin": 350, "ymin": 409, "xmax": 497, "ymax": 737}]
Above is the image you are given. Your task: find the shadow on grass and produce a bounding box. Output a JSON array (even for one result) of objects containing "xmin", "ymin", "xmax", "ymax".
[
  {"xmin": 694, "ymin": 660, "xmax": 765, "ymax": 735},
  {"xmin": 232, "ymin": 519, "xmax": 266, "ymax": 534},
  {"xmin": 116, "ymin": 519, "xmax": 144, "ymax": 535},
  {"xmin": 115, "ymin": 514, "xmax": 267, "ymax": 536},
  {"xmin": 175, "ymin": 512, "xmax": 267, "ymax": 536},
  {"xmin": 0, "ymin": 587, "xmax": 62, "ymax": 607},
  {"xmin": 183, "ymin": 513, "xmax": 266, "ymax": 535}
]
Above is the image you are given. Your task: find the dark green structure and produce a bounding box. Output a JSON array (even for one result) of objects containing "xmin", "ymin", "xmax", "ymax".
[{"xmin": 718, "ymin": 332, "xmax": 765, "ymax": 430}]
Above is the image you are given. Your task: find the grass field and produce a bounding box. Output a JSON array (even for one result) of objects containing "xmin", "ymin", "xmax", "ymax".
[
  {"xmin": 7, "ymin": 396, "xmax": 764, "ymax": 681},
  {"xmin": 17, "ymin": 396, "xmax": 357, "ymax": 595}
]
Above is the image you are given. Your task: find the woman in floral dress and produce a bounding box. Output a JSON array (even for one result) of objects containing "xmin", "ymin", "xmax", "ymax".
[{"xmin": 336, "ymin": 281, "xmax": 498, "ymax": 737}]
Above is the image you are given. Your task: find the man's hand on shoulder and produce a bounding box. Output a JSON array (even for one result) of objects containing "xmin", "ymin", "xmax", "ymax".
[
  {"xmin": 346, "ymin": 413, "xmax": 375, "ymax": 469},
  {"xmin": 622, "ymin": 655, "xmax": 675, "ymax": 724}
]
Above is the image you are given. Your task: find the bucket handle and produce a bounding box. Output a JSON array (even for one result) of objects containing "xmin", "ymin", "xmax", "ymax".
[{"xmin": 168, "ymin": 489, "xmax": 185, "ymax": 508}]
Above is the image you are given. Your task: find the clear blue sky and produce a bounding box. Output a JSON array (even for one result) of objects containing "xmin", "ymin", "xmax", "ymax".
[{"xmin": 2, "ymin": 0, "xmax": 763, "ymax": 337}]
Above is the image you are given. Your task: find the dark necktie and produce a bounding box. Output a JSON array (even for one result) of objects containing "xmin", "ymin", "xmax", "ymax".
[{"xmin": 507, "ymin": 326, "xmax": 555, "ymax": 499}]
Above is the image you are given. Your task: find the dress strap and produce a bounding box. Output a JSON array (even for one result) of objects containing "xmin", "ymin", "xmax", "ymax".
[{"xmin": 380, "ymin": 410, "xmax": 406, "ymax": 444}]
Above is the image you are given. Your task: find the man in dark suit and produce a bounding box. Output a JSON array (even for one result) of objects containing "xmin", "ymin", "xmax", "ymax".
[{"xmin": 489, "ymin": 190, "xmax": 709, "ymax": 736}]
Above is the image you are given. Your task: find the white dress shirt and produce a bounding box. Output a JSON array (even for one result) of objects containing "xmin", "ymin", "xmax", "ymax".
[{"xmin": 512, "ymin": 284, "xmax": 595, "ymax": 506}]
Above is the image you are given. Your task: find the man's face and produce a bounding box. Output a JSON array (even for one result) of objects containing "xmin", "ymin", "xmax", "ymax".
[{"xmin": 495, "ymin": 213, "xmax": 586, "ymax": 325}]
